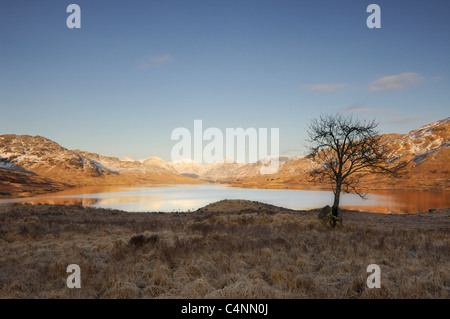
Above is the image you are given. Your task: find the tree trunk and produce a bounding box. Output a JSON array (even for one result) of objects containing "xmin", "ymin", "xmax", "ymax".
[{"xmin": 331, "ymin": 184, "xmax": 341, "ymax": 227}]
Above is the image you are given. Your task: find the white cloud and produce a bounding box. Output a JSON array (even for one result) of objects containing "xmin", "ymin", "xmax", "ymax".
[
  {"xmin": 303, "ymin": 83, "xmax": 349, "ymax": 92},
  {"xmin": 369, "ymin": 72, "xmax": 424, "ymax": 91},
  {"xmin": 138, "ymin": 54, "xmax": 173, "ymax": 70}
]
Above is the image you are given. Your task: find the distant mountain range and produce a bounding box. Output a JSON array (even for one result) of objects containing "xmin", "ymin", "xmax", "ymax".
[
  {"xmin": 0, "ymin": 118, "xmax": 449, "ymax": 197},
  {"xmin": 168, "ymin": 156, "xmax": 301, "ymax": 181},
  {"xmin": 0, "ymin": 135, "xmax": 200, "ymax": 197}
]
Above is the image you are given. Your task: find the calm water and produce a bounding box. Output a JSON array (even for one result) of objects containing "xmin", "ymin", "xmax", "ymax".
[{"xmin": 0, "ymin": 184, "xmax": 449, "ymax": 214}]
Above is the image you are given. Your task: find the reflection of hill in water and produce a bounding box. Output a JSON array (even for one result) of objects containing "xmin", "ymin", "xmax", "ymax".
[
  {"xmin": 24, "ymin": 195, "xmax": 164, "ymax": 208},
  {"xmin": 25, "ymin": 197, "xmax": 100, "ymax": 206},
  {"xmin": 343, "ymin": 190, "xmax": 450, "ymax": 214},
  {"xmin": 93, "ymin": 196, "xmax": 160, "ymax": 205}
]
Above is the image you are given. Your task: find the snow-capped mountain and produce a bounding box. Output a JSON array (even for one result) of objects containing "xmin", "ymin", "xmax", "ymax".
[
  {"xmin": 0, "ymin": 135, "xmax": 118, "ymax": 185},
  {"xmin": 386, "ymin": 117, "xmax": 449, "ymax": 165},
  {"xmin": 74, "ymin": 151, "xmax": 178, "ymax": 175},
  {"xmin": 168, "ymin": 159, "xmax": 207, "ymax": 178},
  {"xmin": 168, "ymin": 156, "xmax": 300, "ymax": 181},
  {"xmin": 0, "ymin": 135, "xmax": 198, "ymax": 189},
  {"xmin": 0, "ymin": 118, "xmax": 448, "ymax": 196},
  {"xmin": 232, "ymin": 118, "xmax": 450, "ymax": 191}
]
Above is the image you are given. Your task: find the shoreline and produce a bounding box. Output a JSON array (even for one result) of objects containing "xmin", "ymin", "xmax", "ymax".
[
  {"xmin": 1, "ymin": 182, "xmax": 449, "ymax": 215},
  {"xmin": 2, "ymin": 180, "xmax": 449, "ymax": 200}
]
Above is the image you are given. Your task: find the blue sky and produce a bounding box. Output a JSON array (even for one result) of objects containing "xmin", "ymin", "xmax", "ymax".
[{"xmin": 0, "ymin": 0, "xmax": 449, "ymax": 161}]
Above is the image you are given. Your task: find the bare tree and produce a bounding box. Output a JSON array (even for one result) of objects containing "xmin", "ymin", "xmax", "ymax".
[{"xmin": 306, "ymin": 113, "xmax": 406, "ymax": 227}]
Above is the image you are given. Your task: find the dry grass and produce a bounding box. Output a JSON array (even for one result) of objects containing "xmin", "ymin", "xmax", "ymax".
[{"xmin": 0, "ymin": 202, "xmax": 449, "ymax": 299}]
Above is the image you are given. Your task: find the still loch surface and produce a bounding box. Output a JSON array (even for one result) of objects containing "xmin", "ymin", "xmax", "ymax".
[{"xmin": 0, "ymin": 184, "xmax": 449, "ymax": 214}]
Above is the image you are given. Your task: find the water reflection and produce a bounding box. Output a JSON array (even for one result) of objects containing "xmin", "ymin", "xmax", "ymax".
[
  {"xmin": 342, "ymin": 190, "xmax": 450, "ymax": 214},
  {"xmin": 0, "ymin": 184, "xmax": 448, "ymax": 214},
  {"xmin": 20, "ymin": 197, "xmax": 101, "ymax": 206}
]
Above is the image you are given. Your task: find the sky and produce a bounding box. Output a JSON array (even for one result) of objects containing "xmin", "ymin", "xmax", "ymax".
[{"xmin": 0, "ymin": 0, "xmax": 449, "ymax": 161}]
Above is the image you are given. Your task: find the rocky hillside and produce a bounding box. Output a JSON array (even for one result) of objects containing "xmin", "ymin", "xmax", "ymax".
[
  {"xmin": 0, "ymin": 155, "xmax": 67, "ymax": 197},
  {"xmin": 386, "ymin": 118, "xmax": 449, "ymax": 166},
  {"xmin": 369, "ymin": 117, "xmax": 450, "ymax": 190},
  {"xmin": 74, "ymin": 151, "xmax": 178, "ymax": 175},
  {"xmin": 0, "ymin": 135, "xmax": 200, "ymax": 196},
  {"xmin": 231, "ymin": 118, "xmax": 450, "ymax": 191},
  {"xmin": 0, "ymin": 118, "xmax": 448, "ymax": 197},
  {"xmin": 0, "ymin": 135, "xmax": 119, "ymax": 185}
]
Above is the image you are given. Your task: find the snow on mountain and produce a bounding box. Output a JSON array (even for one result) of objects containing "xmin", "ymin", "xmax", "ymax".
[
  {"xmin": 385, "ymin": 117, "xmax": 450, "ymax": 166},
  {"xmin": 168, "ymin": 156, "xmax": 301, "ymax": 181},
  {"xmin": 0, "ymin": 156, "xmax": 34, "ymax": 174},
  {"xmin": 75, "ymin": 151, "xmax": 178, "ymax": 175},
  {"xmin": 1, "ymin": 118, "xmax": 448, "ymax": 193},
  {"xmin": 139, "ymin": 157, "xmax": 178, "ymax": 174},
  {"xmin": 0, "ymin": 135, "xmax": 117, "ymax": 184},
  {"xmin": 170, "ymin": 158, "xmax": 199, "ymax": 164},
  {"xmin": 286, "ymin": 117, "xmax": 450, "ymax": 175},
  {"xmin": 168, "ymin": 159, "xmax": 207, "ymax": 177},
  {"xmin": 0, "ymin": 135, "xmax": 200, "ymax": 188},
  {"xmin": 230, "ymin": 118, "xmax": 450, "ymax": 191}
]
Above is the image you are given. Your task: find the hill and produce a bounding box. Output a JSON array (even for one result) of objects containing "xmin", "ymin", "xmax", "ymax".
[
  {"xmin": 0, "ymin": 135, "xmax": 200, "ymax": 197},
  {"xmin": 0, "ymin": 118, "xmax": 448, "ymax": 197},
  {"xmin": 228, "ymin": 118, "xmax": 450, "ymax": 191}
]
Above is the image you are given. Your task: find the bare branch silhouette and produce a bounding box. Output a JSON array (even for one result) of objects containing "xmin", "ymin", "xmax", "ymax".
[{"xmin": 306, "ymin": 113, "xmax": 407, "ymax": 227}]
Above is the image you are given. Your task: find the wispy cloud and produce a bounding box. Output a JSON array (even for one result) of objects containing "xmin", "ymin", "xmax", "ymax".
[
  {"xmin": 369, "ymin": 72, "xmax": 424, "ymax": 91},
  {"xmin": 138, "ymin": 54, "xmax": 173, "ymax": 70},
  {"xmin": 342, "ymin": 103, "xmax": 385, "ymax": 114},
  {"xmin": 302, "ymin": 83, "xmax": 349, "ymax": 93},
  {"xmin": 384, "ymin": 115, "xmax": 428, "ymax": 124}
]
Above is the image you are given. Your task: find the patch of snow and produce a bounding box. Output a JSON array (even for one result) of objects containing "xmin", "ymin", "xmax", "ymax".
[
  {"xmin": 89, "ymin": 159, "xmax": 119, "ymax": 175},
  {"xmin": 0, "ymin": 159, "xmax": 17, "ymax": 170},
  {"xmin": 170, "ymin": 158, "xmax": 199, "ymax": 164},
  {"xmin": 0, "ymin": 156, "xmax": 32, "ymax": 173}
]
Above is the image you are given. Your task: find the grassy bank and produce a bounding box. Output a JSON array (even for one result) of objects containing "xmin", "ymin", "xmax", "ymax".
[{"xmin": 0, "ymin": 202, "xmax": 449, "ymax": 298}]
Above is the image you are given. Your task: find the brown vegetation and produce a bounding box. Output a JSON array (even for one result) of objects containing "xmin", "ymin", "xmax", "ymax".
[
  {"xmin": 0, "ymin": 201, "xmax": 448, "ymax": 298},
  {"xmin": 0, "ymin": 168, "xmax": 68, "ymax": 198}
]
